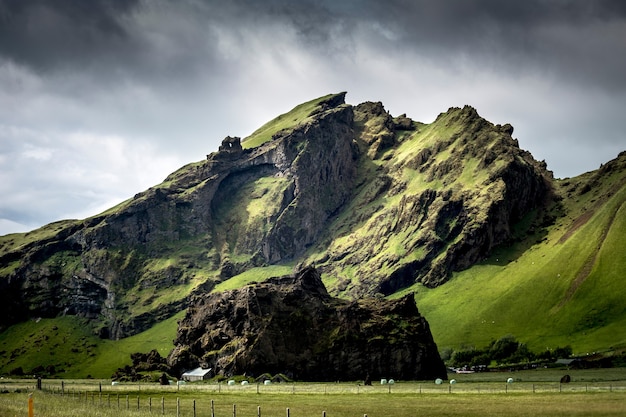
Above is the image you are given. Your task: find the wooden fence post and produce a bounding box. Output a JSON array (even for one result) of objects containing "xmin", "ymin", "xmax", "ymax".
[
  {"xmin": 28, "ymin": 394, "xmax": 34, "ymax": 417},
  {"xmin": 193, "ymin": 399, "xmax": 197, "ymax": 417},
  {"xmin": 258, "ymin": 405, "xmax": 261, "ymax": 417},
  {"xmin": 211, "ymin": 399, "xmax": 215, "ymax": 417},
  {"xmin": 177, "ymin": 397, "xmax": 180, "ymax": 417},
  {"xmin": 162, "ymin": 396, "xmax": 165, "ymax": 415},
  {"xmin": 233, "ymin": 403, "xmax": 237, "ymax": 417},
  {"xmin": 286, "ymin": 407, "xmax": 290, "ymax": 417}
]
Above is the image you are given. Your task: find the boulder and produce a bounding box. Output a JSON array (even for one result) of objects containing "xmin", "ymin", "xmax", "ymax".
[{"xmin": 168, "ymin": 266, "xmax": 447, "ymax": 381}]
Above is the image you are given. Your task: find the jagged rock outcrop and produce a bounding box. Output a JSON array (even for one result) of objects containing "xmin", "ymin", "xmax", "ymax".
[
  {"xmin": 315, "ymin": 104, "xmax": 552, "ymax": 295},
  {"xmin": 167, "ymin": 266, "xmax": 447, "ymax": 381},
  {"xmin": 112, "ymin": 349, "xmax": 171, "ymax": 382},
  {"xmin": 217, "ymin": 136, "xmax": 243, "ymax": 154}
]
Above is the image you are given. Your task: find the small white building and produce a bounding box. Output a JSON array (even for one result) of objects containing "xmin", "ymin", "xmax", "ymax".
[{"xmin": 181, "ymin": 367, "xmax": 213, "ymax": 382}]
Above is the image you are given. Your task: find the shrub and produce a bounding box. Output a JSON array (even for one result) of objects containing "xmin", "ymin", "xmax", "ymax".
[
  {"xmin": 489, "ymin": 335, "xmax": 519, "ymax": 361},
  {"xmin": 8, "ymin": 367, "xmax": 23, "ymax": 376},
  {"xmin": 451, "ymin": 347, "xmax": 486, "ymax": 367}
]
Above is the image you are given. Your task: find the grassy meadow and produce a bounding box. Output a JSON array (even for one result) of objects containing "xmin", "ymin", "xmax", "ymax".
[{"xmin": 2, "ymin": 368, "xmax": 626, "ymax": 417}]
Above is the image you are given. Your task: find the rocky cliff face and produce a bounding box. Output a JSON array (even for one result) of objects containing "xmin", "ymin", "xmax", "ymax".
[
  {"xmin": 168, "ymin": 266, "xmax": 447, "ymax": 381},
  {"xmin": 313, "ymin": 103, "xmax": 552, "ymax": 296},
  {"xmin": 0, "ymin": 92, "xmax": 554, "ymax": 340},
  {"xmin": 0, "ymin": 94, "xmax": 359, "ymax": 337}
]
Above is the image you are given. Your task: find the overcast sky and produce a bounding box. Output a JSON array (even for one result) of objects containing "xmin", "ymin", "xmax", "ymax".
[{"xmin": 1, "ymin": 0, "xmax": 625, "ymax": 235}]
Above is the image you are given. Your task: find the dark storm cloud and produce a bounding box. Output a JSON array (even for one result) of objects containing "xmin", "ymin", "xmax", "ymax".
[
  {"xmin": 2, "ymin": 0, "xmax": 624, "ymax": 91},
  {"xmin": 0, "ymin": 0, "xmax": 624, "ymax": 234},
  {"xmin": 206, "ymin": 0, "xmax": 626, "ymax": 96},
  {"xmin": 0, "ymin": 0, "xmax": 140, "ymax": 70},
  {"xmin": 0, "ymin": 0, "xmax": 231, "ymax": 87},
  {"xmin": 321, "ymin": 0, "xmax": 626, "ymax": 92}
]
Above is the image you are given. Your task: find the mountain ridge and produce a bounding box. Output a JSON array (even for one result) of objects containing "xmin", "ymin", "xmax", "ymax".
[{"xmin": 1, "ymin": 92, "xmax": 625, "ymax": 377}]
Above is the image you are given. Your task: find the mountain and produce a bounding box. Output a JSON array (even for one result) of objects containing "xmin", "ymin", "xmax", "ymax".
[{"xmin": 0, "ymin": 92, "xmax": 625, "ymax": 378}]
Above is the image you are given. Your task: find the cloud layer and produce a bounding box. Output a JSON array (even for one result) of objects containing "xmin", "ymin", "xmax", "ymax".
[{"xmin": 1, "ymin": 0, "xmax": 625, "ymax": 234}]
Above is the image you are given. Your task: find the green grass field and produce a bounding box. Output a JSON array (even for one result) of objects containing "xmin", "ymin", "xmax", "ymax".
[
  {"xmin": 1, "ymin": 391, "xmax": 625, "ymax": 417},
  {"xmin": 2, "ymin": 369, "xmax": 626, "ymax": 417}
]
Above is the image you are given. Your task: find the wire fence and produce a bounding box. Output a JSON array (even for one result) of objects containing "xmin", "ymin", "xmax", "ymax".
[
  {"xmin": 2, "ymin": 379, "xmax": 626, "ymax": 417},
  {"xmin": 4, "ymin": 378, "xmax": 626, "ymax": 395}
]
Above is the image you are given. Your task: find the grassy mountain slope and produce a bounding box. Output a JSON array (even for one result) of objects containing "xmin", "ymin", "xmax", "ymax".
[
  {"xmin": 0, "ymin": 312, "xmax": 181, "ymax": 378},
  {"xmin": 402, "ymin": 153, "xmax": 626, "ymax": 354},
  {"xmin": 242, "ymin": 93, "xmax": 340, "ymax": 148}
]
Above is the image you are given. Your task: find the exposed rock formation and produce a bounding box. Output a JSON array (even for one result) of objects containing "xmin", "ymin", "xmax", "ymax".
[
  {"xmin": 167, "ymin": 267, "xmax": 447, "ymax": 381},
  {"xmin": 317, "ymin": 103, "xmax": 553, "ymax": 295},
  {"xmin": 112, "ymin": 349, "xmax": 171, "ymax": 382},
  {"xmin": 217, "ymin": 136, "xmax": 243, "ymax": 154}
]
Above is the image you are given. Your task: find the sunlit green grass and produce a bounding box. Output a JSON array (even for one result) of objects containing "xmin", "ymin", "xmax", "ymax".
[
  {"xmin": 242, "ymin": 93, "xmax": 340, "ymax": 149},
  {"xmin": 212, "ymin": 265, "xmax": 295, "ymax": 293},
  {"xmin": 7, "ymin": 392, "xmax": 626, "ymax": 417},
  {"xmin": 80, "ymin": 312, "xmax": 183, "ymax": 378},
  {"xmin": 0, "ymin": 316, "xmax": 99, "ymax": 378},
  {"xmin": 0, "ymin": 219, "xmax": 77, "ymax": 258}
]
